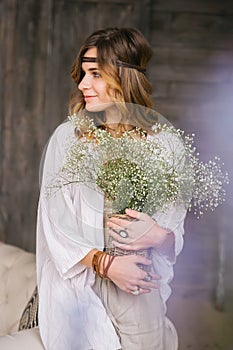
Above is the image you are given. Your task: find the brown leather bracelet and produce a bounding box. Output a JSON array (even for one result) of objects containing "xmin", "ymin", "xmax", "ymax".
[
  {"xmin": 92, "ymin": 251, "xmax": 115, "ymax": 280},
  {"xmin": 92, "ymin": 251, "xmax": 105, "ymax": 274},
  {"xmin": 103, "ymin": 255, "xmax": 115, "ymax": 279}
]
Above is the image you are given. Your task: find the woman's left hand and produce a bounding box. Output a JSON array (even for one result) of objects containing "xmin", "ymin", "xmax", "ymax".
[{"xmin": 107, "ymin": 208, "xmax": 169, "ymax": 251}]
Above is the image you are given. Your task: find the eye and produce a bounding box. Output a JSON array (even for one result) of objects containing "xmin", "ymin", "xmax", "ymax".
[{"xmin": 93, "ymin": 70, "xmax": 101, "ymax": 78}]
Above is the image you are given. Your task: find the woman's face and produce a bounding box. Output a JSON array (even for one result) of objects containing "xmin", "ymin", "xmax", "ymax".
[{"xmin": 78, "ymin": 47, "xmax": 114, "ymax": 112}]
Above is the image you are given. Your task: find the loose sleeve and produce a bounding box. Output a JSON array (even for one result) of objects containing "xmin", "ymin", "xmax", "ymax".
[
  {"xmin": 150, "ymin": 128, "xmax": 189, "ymax": 264},
  {"xmin": 148, "ymin": 128, "xmax": 189, "ymax": 304},
  {"xmin": 151, "ymin": 203, "xmax": 187, "ymax": 305},
  {"xmin": 152, "ymin": 203, "xmax": 187, "ymax": 264},
  {"xmin": 37, "ymin": 121, "xmax": 104, "ymax": 281}
]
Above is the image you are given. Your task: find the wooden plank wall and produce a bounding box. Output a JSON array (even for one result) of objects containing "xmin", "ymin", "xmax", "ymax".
[
  {"xmin": 0, "ymin": 0, "xmax": 151, "ymax": 250},
  {"xmin": 150, "ymin": 0, "xmax": 233, "ymax": 267},
  {"xmin": 149, "ymin": 2, "xmax": 233, "ymax": 348},
  {"xmin": 150, "ymin": 0, "xmax": 233, "ymax": 146},
  {"xmin": 0, "ymin": 0, "xmax": 232, "ymax": 256}
]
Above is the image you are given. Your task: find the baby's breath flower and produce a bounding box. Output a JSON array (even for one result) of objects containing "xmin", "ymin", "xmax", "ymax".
[{"xmin": 51, "ymin": 113, "xmax": 229, "ymax": 217}]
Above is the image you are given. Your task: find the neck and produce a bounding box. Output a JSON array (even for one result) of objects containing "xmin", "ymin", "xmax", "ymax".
[
  {"xmin": 103, "ymin": 105, "xmax": 137, "ymax": 136},
  {"xmin": 104, "ymin": 106, "xmax": 121, "ymax": 127}
]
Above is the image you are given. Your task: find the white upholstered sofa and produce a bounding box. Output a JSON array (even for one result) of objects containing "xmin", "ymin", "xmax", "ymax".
[{"xmin": 0, "ymin": 241, "xmax": 44, "ymax": 349}]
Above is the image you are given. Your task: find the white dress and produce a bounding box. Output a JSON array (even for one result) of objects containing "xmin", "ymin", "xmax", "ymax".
[{"xmin": 36, "ymin": 120, "xmax": 187, "ymax": 350}]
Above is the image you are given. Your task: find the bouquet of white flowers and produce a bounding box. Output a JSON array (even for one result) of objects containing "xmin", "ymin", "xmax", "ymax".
[{"xmin": 51, "ymin": 110, "xmax": 228, "ymax": 218}]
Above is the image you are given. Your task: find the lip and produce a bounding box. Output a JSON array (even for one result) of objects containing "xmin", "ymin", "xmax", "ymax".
[{"xmin": 84, "ymin": 95, "xmax": 97, "ymax": 101}]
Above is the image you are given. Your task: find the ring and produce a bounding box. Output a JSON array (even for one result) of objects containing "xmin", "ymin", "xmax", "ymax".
[
  {"xmin": 119, "ymin": 229, "xmax": 128, "ymax": 238},
  {"xmin": 143, "ymin": 273, "xmax": 152, "ymax": 282},
  {"xmin": 131, "ymin": 286, "xmax": 140, "ymax": 296}
]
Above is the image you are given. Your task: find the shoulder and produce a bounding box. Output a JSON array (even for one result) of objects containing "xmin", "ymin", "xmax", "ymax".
[
  {"xmin": 148, "ymin": 124, "xmax": 187, "ymax": 169},
  {"xmin": 50, "ymin": 119, "xmax": 76, "ymax": 144},
  {"xmin": 148, "ymin": 125, "xmax": 185, "ymax": 151},
  {"xmin": 39, "ymin": 119, "xmax": 76, "ymax": 189},
  {"xmin": 45, "ymin": 119, "xmax": 77, "ymax": 155},
  {"xmin": 41, "ymin": 119, "xmax": 76, "ymax": 168}
]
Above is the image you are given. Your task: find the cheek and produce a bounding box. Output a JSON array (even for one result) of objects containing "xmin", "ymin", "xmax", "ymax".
[
  {"xmin": 107, "ymin": 87, "xmax": 116, "ymax": 99},
  {"xmin": 98, "ymin": 83, "xmax": 113, "ymax": 100},
  {"xmin": 98, "ymin": 81, "xmax": 108, "ymax": 93}
]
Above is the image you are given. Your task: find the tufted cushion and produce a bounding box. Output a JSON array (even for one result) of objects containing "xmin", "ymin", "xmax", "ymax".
[
  {"xmin": 0, "ymin": 328, "xmax": 44, "ymax": 349},
  {"xmin": 0, "ymin": 242, "xmax": 36, "ymax": 336}
]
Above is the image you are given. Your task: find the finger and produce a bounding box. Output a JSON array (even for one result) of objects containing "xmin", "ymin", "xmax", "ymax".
[
  {"xmin": 109, "ymin": 213, "xmax": 138, "ymax": 222},
  {"xmin": 125, "ymin": 208, "xmax": 148, "ymax": 221},
  {"xmin": 108, "ymin": 231, "xmax": 131, "ymax": 244},
  {"xmin": 137, "ymin": 288, "xmax": 151, "ymax": 294},
  {"xmin": 141, "ymin": 271, "xmax": 161, "ymax": 281},
  {"xmin": 108, "ymin": 216, "xmax": 131, "ymax": 228},
  {"xmin": 139, "ymin": 281, "xmax": 160, "ymax": 289},
  {"xmin": 127, "ymin": 287, "xmax": 151, "ymax": 294},
  {"xmin": 115, "ymin": 254, "xmax": 152, "ymax": 267},
  {"xmin": 150, "ymin": 272, "xmax": 161, "ymax": 281},
  {"xmin": 134, "ymin": 255, "xmax": 152, "ymax": 266},
  {"xmin": 107, "ymin": 221, "xmax": 123, "ymax": 232}
]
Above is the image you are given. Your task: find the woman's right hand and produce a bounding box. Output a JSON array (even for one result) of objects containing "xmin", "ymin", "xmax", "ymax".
[{"xmin": 107, "ymin": 254, "xmax": 160, "ymax": 294}]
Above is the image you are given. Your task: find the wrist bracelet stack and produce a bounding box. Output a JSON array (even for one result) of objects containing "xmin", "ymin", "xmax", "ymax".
[{"xmin": 92, "ymin": 251, "xmax": 115, "ymax": 280}]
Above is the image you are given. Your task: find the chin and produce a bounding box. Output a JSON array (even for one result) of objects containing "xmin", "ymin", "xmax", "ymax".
[{"xmin": 85, "ymin": 102, "xmax": 115, "ymax": 113}]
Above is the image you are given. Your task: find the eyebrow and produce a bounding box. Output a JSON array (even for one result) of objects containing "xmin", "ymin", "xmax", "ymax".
[
  {"xmin": 81, "ymin": 66, "xmax": 100, "ymax": 72},
  {"xmin": 88, "ymin": 67, "xmax": 100, "ymax": 71}
]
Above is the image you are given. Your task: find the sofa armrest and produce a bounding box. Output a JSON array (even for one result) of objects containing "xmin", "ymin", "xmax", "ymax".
[
  {"xmin": 0, "ymin": 242, "xmax": 36, "ymax": 335},
  {"xmin": 0, "ymin": 328, "xmax": 44, "ymax": 349}
]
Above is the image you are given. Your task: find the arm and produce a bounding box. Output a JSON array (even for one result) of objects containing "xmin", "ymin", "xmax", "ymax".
[
  {"xmin": 80, "ymin": 247, "xmax": 160, "ymax": 294},
  {"xmin": 107, "ymin": 206, "xmax": 186, "ymax": 264},
  {"xmin": 108, "ymin": 208, "xmax": 170, "ymax": 250},
  {"xmin": 38, "ymin": 121, "xmax": 160, "ymax": 292},
  {"xmin": 37, "ymin": 121, "xmax": 99, "ymax": 280}
]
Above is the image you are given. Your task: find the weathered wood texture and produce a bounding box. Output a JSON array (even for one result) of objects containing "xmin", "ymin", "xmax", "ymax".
[
  {"xmin": 149, "ymin": 2, "xmax": 233, "ymax": 348},
  {"xmin": 0, "ymin": 0, "xmax": 151, "ymax": 250},
  {"xmin": 0, "ymin": 0, "xmax": 232, "ymax": 257},
  {"xmin": 149, "ymin": 0, "xmax": 233, "ymax": 214}
]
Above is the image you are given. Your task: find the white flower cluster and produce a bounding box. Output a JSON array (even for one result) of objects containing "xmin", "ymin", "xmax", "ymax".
[{"xmin": 55, "ymin": 113, "xmax": 229, "ymax": 218}]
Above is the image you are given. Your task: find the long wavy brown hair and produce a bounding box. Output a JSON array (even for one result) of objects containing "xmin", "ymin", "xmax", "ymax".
[{"xmin": 69, "ymin": 27, "xmax": 157, "ymax": 132}]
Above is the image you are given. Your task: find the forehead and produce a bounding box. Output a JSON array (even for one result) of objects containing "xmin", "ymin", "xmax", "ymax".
[
  {"xmin": 81, "ymin": 47, "xmax": 99, "ymax": 70},
  {"xmin": 83, "ymin": 47, "xmax": 97, "ymax": 58}
]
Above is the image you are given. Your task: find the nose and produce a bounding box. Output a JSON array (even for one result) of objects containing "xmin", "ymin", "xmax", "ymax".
[{"xmin": 78, "ymin": 74, "xmax": 91, "ymax": 91}]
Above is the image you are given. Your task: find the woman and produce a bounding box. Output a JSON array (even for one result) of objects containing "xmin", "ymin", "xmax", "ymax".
[{"xmin": 37, "ymin": 27, "xmax": 187, "ymax": 349}]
